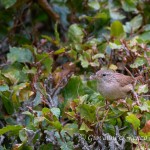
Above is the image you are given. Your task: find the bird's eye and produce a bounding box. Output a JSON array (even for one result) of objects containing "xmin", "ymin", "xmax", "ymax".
[{"xmin": 102, "ymin": 73, "xmax": 106, "ymax": 77}]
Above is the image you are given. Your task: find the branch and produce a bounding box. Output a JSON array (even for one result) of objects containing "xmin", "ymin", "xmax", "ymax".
[{"xmin": 37, "ymin": 0, "xmax": 60, "ymax": 21}]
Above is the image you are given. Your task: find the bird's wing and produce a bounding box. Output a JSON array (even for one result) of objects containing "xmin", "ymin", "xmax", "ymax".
[{"xmin": 115, "ymin": 73, "xmax": 135, "ymax": 87}]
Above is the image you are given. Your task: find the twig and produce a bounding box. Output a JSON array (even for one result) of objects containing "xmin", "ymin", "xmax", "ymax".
[
  {"xmin": 99, "ymin": 108, "xmax": 109, "ymax": 132},
  {"xmin": 37, "ymin": 0, "xmax": 60, "ymax": 21},
  {"xmin": 124, "ymin": 66, "xmax": 134, "ymax": 78}
]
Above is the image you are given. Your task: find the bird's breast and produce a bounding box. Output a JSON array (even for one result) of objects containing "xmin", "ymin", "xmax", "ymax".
[{"xmin": 97, "ymin": 81, "xmax": 132, "ymax": 100}]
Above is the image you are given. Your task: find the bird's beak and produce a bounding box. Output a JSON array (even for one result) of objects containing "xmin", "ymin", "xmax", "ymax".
[{"xmin": 89, "ymin": 74, "xmax": 97, "ymax": 80}]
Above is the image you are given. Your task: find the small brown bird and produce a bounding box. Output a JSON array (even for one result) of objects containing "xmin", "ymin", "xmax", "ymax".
[{"xmin": 90, "ymin": 70, "xmax": 140, "ymax": 104}]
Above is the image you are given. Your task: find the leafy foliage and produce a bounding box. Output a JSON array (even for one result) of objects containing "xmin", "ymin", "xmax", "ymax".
[{"xmin": 0, "ymin": 0, "xmax": 150, "ymax": 149}]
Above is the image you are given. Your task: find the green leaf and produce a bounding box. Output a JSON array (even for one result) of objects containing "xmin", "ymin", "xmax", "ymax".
[
  {"xmin": 92, "ymin": 53, "xmax": 105, "ymax": 59},
  {"xmin": 144, "ymin": 24, "xmax": 150, "ymax": 31},
  {"xmin": 2, "ymin": 68, "xmax": 19, "ymax": 84},
  {"xmin": 36, "ymin": 53, "xmax": 53, "ymax": 73},
  {"xmin": 90, "ymin": 60, "xmax": 99, "ymax": 67},
  {"xmin": 33, "ymin": 91, "xmax": 42, "ymax": 107},
  {"xmin": 103, "ymin": 123, "xmax": 115, "ymax": 135},
  {"xmin": 51, "ymin": 121, "xmax": 62, "ymax": 131},
  {"xmin": 34, "ymin": 82, "xmax": 47, "ymax": 97},
  {"xmin": 139, "ymin": 102, "xmax": 150, "ymax": 112},
  {"xmin": 0, "ymin": 125, "xmax": 22, "ymax": 135},
  {"xmin": 22, "ymin": 111, "xmax": 34, "ymax": 118},
  {"xmin": 79, "ymin": 122, "xmax": 92, "ymax": 132},
  {"xmin": 109, "ymin": 42, "xmax": 122, "ymax": 49},
  {"xmin": 54, "ymin": 48, "xmax": 65, "ymax": 55},
  {"xmin": 130, "ymin": 57, "xmax": 147, "ymax": 68},
  {"xmin": 42, "ymin": 107, "xmax": 50, "ymax": 114},
  {"xmin": 7, "ymin": 47, "xmax": 34, "ymax": 63},
  {"xmin": 19, "ymin": 129, "xmax": 27, "ymax": 142},
  {"xmin": 0, "ymin": 0, "xmax": 16, "ymax": 9},
  {"xmin": 110, "ymin": 10, "xmax": 125, "ymax": 20},
  {"xmin": 39, "ymin": 143, "xmax": 53, "ymax": 150},
  {"xmin": 79, "ymin": 55, "xmax": 89, "ymax": 68},
  {"xmin": 62, "ymin": 76, "xmax": 85, "ymax": 101},
  {"xmin": 77, "ymin": 104, "xmax": 96, "ymax": 123},
  {"xmin": 126, "ymin": 114, "xmax": 140, "ymax": 130},
  {"xmin": 60, "ymin": 141, "xmax": 73, "ymax": 150},
  {"xmin": 0, "ymin": 85, "xmax": 9, "ymax": 91},
  {"xmin": 13, "ymin": 82, "xmax": 29, "ymax": 91},
  {"xmin": 68, "ymin": 24, "xmax": 84, "ymax": 43},
  {"xmin": 139, "ymin": 31, "xmax": 150, "ymax": 42},
  {"xmin": 121, "ymin": 0, "xmax": 137, "ymax": 12},
  {"xmin": 109, "ymin": 2, "xmax": 125, "ymax": 20},
  {"xmin": 137, "ymin": 84, "xmax": 148, "ymax": 94},
  {"xmin": 41, "ymin": 35, "xmax": 54, "ymax": 43},
  {"xmin": 124, "ymin": 14, "xmax": 143, "ymax": 33},
  {"xmin": 88, "ymin": 0, "xmax": 100, "ymax": 10},
  {"xmin": 34, "ymin": 117, "xmax": 45, "ymax": 125},
  {"xmin": 111, "ymin": 21, "xmax": 125, "ymax": 38},
  {"xmin": 0, "ymin": 93, "xmax": 14, "ymax": 114},
  {"xmin": 54, "ymin": 23, "xmax": 60, "ymax": 44},
  {"xmin": 63, "ymin": 123, "xmax": 78, "ymax": 136},
  {"xmin": 19, "ymin": 144, "xmax": 33, "ymax": 150},
  {"xmin": 51, "ymin": 107, "xmax": 60, "ymax": 119},
  {"xmin": 87, "ymin": 80, "xmax": 97, "ymax": 92}
]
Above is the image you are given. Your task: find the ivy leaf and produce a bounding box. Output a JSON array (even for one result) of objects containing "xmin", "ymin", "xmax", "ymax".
[
  {"xmin": 139, "ymin": 102, "xmax": 150, "ymax": 112},
  {"xmin": 54, "ymin": 48, "xmax": 65, "ymax": 55},
  {"xmin": 77, "ymin": 104, "xmax": 96, "ymax": 123},
  {"xmin": 124, "ymin": 15, "xmax": 143, "ymax": 33},
  {"xmin": 111, "ymin": 21, "xmax": 125, "ymax": 38},
  {"xmin": 18, "ymin": 89, "xmax": 34, "ymax": 102},
  {"xmin": 0, "ymin": 125, "xmax": 22, "ymax": 135},
  {"xmin": 92, "ymin": 53, "xmax": 105, "ymax": 59},
  {"xmin": 130, "ymin": 57, "xmax": 147, "ymax": 68},
  {"xmin": 33, "ymin": 91, "xmax": 42, "ymax": 107},
  {"xmin": 126, "ymin": 114, "xmax": 140, "ymax": 130},
  {"xmin": 63, "ymin": 123, "xmax": 78, "ymax": 136},
  {"xmin": 39, "ymin": 144, "xmax": 53, "ymax": 150},
  {"xmin": 2, "ymin": 65, "xmax": 28, "ymax": 84},
  {"xmin": 79, "ymin": 122, "xmax": 92, "ymax": 132},
  {"xmin": 79, "ymin": 55, "xmax": 89, "ymax": 68},
  {"xmin": 68, "ymin": 24, "xmax": 84, "ymax": 43},
  {"xmin": 109, "ymin": 42, "xmax": 122, "ymax": 49},
  {"xmin": 13, "ymin": 82, "xmax": 29, "ymax": 91},
  {"xmin": 51, "ymin": 107, "xmax": 61, "ymax": 119},
  {"xmin": 88, "ymin": 0, "xmax": 100, "ymax": 10},
  {"xmin": 103, "ymin": 123, "xmax": 115, "ymax": 135},
  {"xmin": 137, "ymin": 84, "xmax": 148, "ymax": 94},
  {"xmin": 62, "ymin": 76, "xmax": 85, "ymax": 101},
  {"xmin": 0, "ymin": 85, "xmax": 9, "ymax": 91},
  {"xmin": 51, "ymin": 121, "xmax": 62, "ymax": 131},
  {"xmin": 36, "ymin": 53, "xmax": 53, "ymax": 74},
  {"xmin": 42, "ymin": 107, "xmax": 50, "ymax": 115},
  {"xmin": 139, "ymin": 31, "xmax": 150, "ymax": 42},
  {"xmin": 19, "ymin": 129, "xmax": 27, "ymax": 142},
  {"xmin": 34, "ymin": 117, "xmax": 45, "ymax": 125},
  {"xmin": 60, "ymin": 141, "xmax": 73, "ymax": 150},
  {"xmin": 109, "ymin": 64, "xmax": 118, "ymax": 70},
  {"xmin": 42, "ymin": 35, "xmax": 58, "ymax": 45},
  {"xmin": 0, "ymin": 0, "xmax": 16, "ymax": 9},
  {"xmin": 54, "ymin": 22, "xmax": 60, "ymax": 45},
  {"xmin": 0, "ymin": 93, "xmax": 14, "ymax": 114},
  {"xmin": 7, "ymin": 47, "xmax": 34, "ymax": 63},
  {"xmin": 121, "ymin": 0, "xmax": 137, "ymax": 12}
]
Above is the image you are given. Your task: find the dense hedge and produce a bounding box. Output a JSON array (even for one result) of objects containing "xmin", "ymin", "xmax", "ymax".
[{"xmin": 0, "ymin": 0, "xmax": 150, "ymax": 149}]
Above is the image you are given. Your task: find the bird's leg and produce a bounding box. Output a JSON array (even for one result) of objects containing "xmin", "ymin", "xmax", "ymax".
[
  {"xmin": 105, "ymin": 99, "xmax": 109, "ymax": 109},
  {"xmin": 131, "ymin": 90, "xmax": 140, "ymax": 106},
  {"xmin": 117, "ymin": 99, "xmax": 126, "ymax": 104},
  {"xmin": 117, "ymin": 99, "xmax": 130, "ymax": 111}
]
